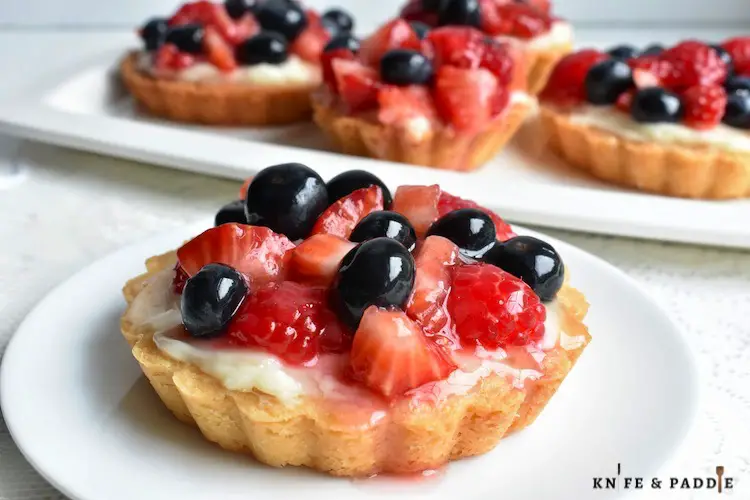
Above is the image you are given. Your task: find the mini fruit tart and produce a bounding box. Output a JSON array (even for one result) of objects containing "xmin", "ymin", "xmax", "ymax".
[
  {"xmin": 400, "ymin": 0, "xmax": 573, "ymax": 94},
  {"xmin": 538, "ymin": 39, "xmax": 750, "ymax": 199},
  {"xmin": 121, "ymin": 163, "xmax": 590, "ymax": 477},
  {"xmin": 311, "ymin": 22, "xmax": 535, "ymax": 171},
  {"xmin": 120, "ymin": 0, "xmax": 353, "ymax": 125}
]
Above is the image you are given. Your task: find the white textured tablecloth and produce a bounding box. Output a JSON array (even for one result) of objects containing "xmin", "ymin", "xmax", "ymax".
[{"xmin": 0, "ymin": 29, "xmax": 749, "ymax": 500}]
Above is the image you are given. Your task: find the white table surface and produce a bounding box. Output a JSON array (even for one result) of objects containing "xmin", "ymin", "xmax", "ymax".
[{"xmin": 0, "ymin": 29, "xmax": 749, "ymax": 499}]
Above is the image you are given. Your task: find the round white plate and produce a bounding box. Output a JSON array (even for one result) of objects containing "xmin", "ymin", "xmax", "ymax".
[{"xmin": 1, "ymin": 221, "xmax": 698, "ymax": 500}]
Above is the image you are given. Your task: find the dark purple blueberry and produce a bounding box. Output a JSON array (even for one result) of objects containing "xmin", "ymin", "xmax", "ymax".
[
  {"xmin": 585, "ymin": 59, "xmax": 634, "ymax": 105},
  {"xmin": 321, "ymin": 8, "xmax": 354, "ymax": 35},
  {"xmin": 426, "ymin": 208, "xmax": 496, "ymax": 258},
  {"xmin": 723, "ymin": 91, "xmax": 750, "ymax": 129},
  {"xmin": 255, "ymin": 0, "xmax": 308, "ymax": 41},
  {"xmin": 245, "ymin": 163, "xmax": 328, "ymax": 240},
  {"xmin": 641, "ymin": 44, "xmax": 664, "ymax": 56},
  {"xmin": 181, "ymin": 264, "xmax": 248, "ymax": 338},
  {"xmin": 215, "ymin": 200, "xmax": 247, "ymax": 226},
  {"xmin": 324, "ymin": 34, "xmax": 360, "ymax": 53},
  {"xmin": 438, "ymin": 0, "xmax": 481, "ymax": 28},
  {"xmin": 326, "ymin": 170, "xmax": 393, "ymax": 209},
  {"xmin": 380, "ymin": 49, "xmax": 434, "ymax": 86},
  {"xmin": 725, "ymin": 75, "xmax": 750, "ymax": 94},
  {"xmin": 350, "ymin": 211, "xmax": 417, "ymax": 252},
  {"xmin": 630, "ymin": 87, "xmax": 683, "ymax": 124},
  {"xmin": 410, "ymin": 21, "xmax": 431, "ymax": 40},
  {"xmin": 607, "ymin": 45, "xmax": 639, "ymax": 60},
  {"xmin": 236, "ymin": 31, "xmax": 288, "ymax": 65},
  {"xmin": 165, "ymin": 24, "xmax": 204, "ymax": 54},
  {"xmin": 224, "ymin": 0, "xmax": 261, "ymax": 19},
  {"xmin": 710, "ymin": 44, "xmax": 734, "ymax": 76},
  {"xmin": 140, "ymin": 17, "xmax": 169, "ymax": 51}
]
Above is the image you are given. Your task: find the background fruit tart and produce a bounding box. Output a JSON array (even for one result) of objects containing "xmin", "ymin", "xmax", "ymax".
[
  {"xmin": 121, "ymin": 163, "xmax": 591, "ymax": 477},
  {"xmin": 312, "ymin": 22, "xmax": 534, "ymax": 172},
  {"xmin": 400, "ymin": 0, "xmax": 573, "ymax": 94},
  {"xmin": 121, "ymin": 0, "xmax": 353, "ymax": 125},
  {"xmin": 537, "ymin": 38, "xmax": 750, "ymax": 199}
]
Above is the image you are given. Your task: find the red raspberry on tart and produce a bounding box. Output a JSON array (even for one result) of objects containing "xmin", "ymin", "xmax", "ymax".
[
  {"xmin": 537, "ymin": 41, "xmax": 750, "ymax": 199},
  {"xmin": 399, "ymin": 0, "xmax": 573, "ymax": 94},
  {"xmin": 122, "ymin": 0, "xmax": 353, "ymax": 125},
  {"xmin": 122, "ymin": 163, "xmax": 590, "ymax": 477},
  {"xmin": 312, "ymin": 22, "xmax": 535, "ymax": 171}
]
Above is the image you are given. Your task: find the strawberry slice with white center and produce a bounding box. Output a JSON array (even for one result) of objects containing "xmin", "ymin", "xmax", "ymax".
[
  {"xmin": 406, "ymin": 236, "xmax": 460, "ymax": 342},
  {"xmin": 377, "ymin": 85, "xmax": 438, "ymax": 125},
  {"xmin": 176, "ymin": 223, "xmax": 295, "ymax": 285},
  {"xmin": 288, "ymin": 234, "xmax": 356, "ymax": 286},
  {"xmin": 289, "ymin": 10, "xmax": 331, "ymax": 63},
  {"xmin": 350, "ymin": 307, "xmax": 456, "ymax": 399},
  {"xmin": 391, "ymin": 184, "xmax": 441, "ymax": 237},
  {"xmin": 204, "ymin": 25, "xmax": 237, "ymax": 72},
  {"xmin": 359, "ymin": 19, "xmax": 422, "ymax": 67},
  {"xmin": 433, "ymin": 66, "xmax": 498, "ymax": 131},
  {"xmin": 310, "ymin": 185, "xmax": 384, "ymax": 238},
  {"xmin": 333, "ymin": 59, "xmax": 381, "ymax": 112}
]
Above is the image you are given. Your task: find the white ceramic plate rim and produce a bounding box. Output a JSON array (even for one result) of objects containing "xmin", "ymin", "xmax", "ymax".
[{"xmin": 0, "ymin": 221, "xmax": 700, "ymax": 500}]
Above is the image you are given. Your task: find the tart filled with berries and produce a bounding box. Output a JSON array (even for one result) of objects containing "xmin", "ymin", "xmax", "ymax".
[
  {"xmin": 121, "ymin": 0, "xmax": 352, "ymax": 125},
  {"xmin": 400, "ymin": 0, "xmax": 573, "ymax": 94},
  {"xmin": 311, "ymin": 22, "xmax": 534, "ymax": 171},
  {"xmin": 538, "ymin": 39, "xmax": 750, "ymax": 199},
  {"xmin": 121, "ymin": 163, "xmax": 590, "ymax": 476}
]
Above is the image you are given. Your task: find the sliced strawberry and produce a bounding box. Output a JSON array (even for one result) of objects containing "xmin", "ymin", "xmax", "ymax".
[
  {"xmin": 224, "ymin": 282, "xmax": 348, "ymax": 364},
  {"xmin": 310, "ymin": 185, "xmax": 384, "ymax": 238},
  {"xmin": 629, "ymin": 57, "xmax": 671, "ymax": 88},
  {"xmin": 170, "ymin": 1, "xmax": 237, "ymax": 44},
  {"xmin": 333, "ymin": 59, "xmax": 381, "ymax": 112},
  {"xmin": 615, "ymin": 89, "xmax": 634, "ymax": 113},
  {"xmin": 377, "ymin": 85, "xmax": 438, "ymax": 125},
  {"xmin": 391, "ymin": 184, "xmax": 441, "ymax": 237},
  {"xmin": 322, "ymin": 48, "xmax": 356, "ymax": 92},
  {"xmin": 483, "ymin": 3, "xmax": 553, "ymax": 39},
  {"xmin": 154, "ymin": 44, "xmax": 196, "ymax": 72},
  {"xmin": 540, "ymin": 49, "xmax": 608, "ymax": 106},
  {"xmin": 433, "ymin": 66, "xmax": 498, "ymax": 131},
  {"xmin": 232, "ymin": 13, "xmax": 260, "ymax": 44},
  {"xmin": 406, "ymin": 236, "xmax": 460, "ymax": 341},
  {"xmin": 288, "ymin": 234, "xmax": 356, "ymax": 286},
  {"xmin": 427, "ymin": 26, "xmax": 486, "ymax": 70},
  {"xmin": 238, "ymin": 176, "xmax": 252, "ymax": 200},
  {"xmin": 204, "ymin": 25, "xmax": 237, "ymax": 72},
  {"xmin": 349, "ymin": 307, "xmax": 456, "ymax": 399},
  {"xmin": 481, "ymin": 39, "xmax": 515, "ymax": 86},
  {"xmin": 437, "ymin": 191, "xmax": 516, "ymax": 241},
  {"xmin": 176, "ymin": 224, "xmax": 295, "ymax": 286},
  {"xmin": 289, "ymin": 10, "xmax": 331, "ymax": 63},
  {"xmin": 359, "ymin": 18, "xmax": 422, "ymax": 67}
]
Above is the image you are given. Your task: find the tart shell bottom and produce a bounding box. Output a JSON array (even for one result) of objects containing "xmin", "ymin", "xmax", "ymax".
[
  {"xmin": 311, "ymin": 98, "xmax": 534, "ymax": 172},
  {"xmin": 539, "ymin": 106, "xmax": 750, "ymax": 199},
  {"xmin": 120, "ymin": 52, "xmax": 317, "ymax": 126},
  {"xmin": 120, "ymin": 251, "xmax": 591, "ymax": 477},
  {"xmin": 526, "ymin": 42, "xmax": 574, "ymax": 95}
]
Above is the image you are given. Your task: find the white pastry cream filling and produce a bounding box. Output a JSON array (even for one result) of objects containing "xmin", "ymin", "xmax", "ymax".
[
  {"xmin": 138, "ymin": 52, "xmax": 321, "ymax": 85},
  {"xmin": 128, "ymin": 268, "xmax": 564, "ymax": 403},
  {"xmin": 494, "ymin": 21, "xmax": 573, "ymax": 50},
  {"xmin": 568, "ymin": 105, "xmax": 750, "ymax": 152}
]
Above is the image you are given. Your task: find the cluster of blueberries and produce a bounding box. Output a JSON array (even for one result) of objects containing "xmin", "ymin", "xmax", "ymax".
[
  {"xmin": 583, "ymin": 44, "xmax": 750, "ymax": 129},
  {"xmin": 140, "ymin": 0, "xmax": 354, "ymax": 66},
  {"xmin": 193, "ymin": 163, "xmax": 564, "ymax": 337}
]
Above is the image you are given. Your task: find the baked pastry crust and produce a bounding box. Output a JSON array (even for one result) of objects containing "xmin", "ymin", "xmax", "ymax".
[
  {"xmin": 312, "ymin": 97, "xmax": 534, "ymax": 172},
  {"xmin": 526, "ymin": 42, "xmax": 574, "ymax": 95},
  {"xmin": 120, "ymin": 52, "xmax": 318, "ymax": 125},
  {"xmin": 539, "ymin": 105, "xmax": 750, "ymax": 199},
  {"xmin": 121, "ymin": 249, "xmax": 590, "ymax": 476}
]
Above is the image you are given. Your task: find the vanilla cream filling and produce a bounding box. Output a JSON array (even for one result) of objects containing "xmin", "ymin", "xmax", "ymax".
[
  {"xmin": 128, "ymin": 268, "xmax": 563, "ymax": 404},
  {"xmin": 494, "ymin": 21, "xmax": 573, "ymax": 51},
  {"xmin": 138, "ymin": 52, "xmax": 321, "ymax": 85},
  {"xmin": 568, "ymin": 105, "xmax": 750, "ymax": 152}
]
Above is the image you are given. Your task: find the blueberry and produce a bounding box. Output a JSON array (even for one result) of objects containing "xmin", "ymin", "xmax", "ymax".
[
  {"xmin": 607, "ymin": 45, "xmax": 639, "ymax": 60},
  {"xmin": 710, "ymin": 44, "xmax": 734, "ymax": 76},
  {"xmin": 641, "ymin": 44, "xmax": 664, "ymax": 56},
  {"xmin": 140, "ymin": 18, "xmax": 169, "ymax": 51},
  {"xmin": 256, "ymin": 0, "xmax": 308, "ymax": 41},
  {"xmin": 245, "ymin": 163, "xmax": 328, "ymax": 240},
  {"xmin": 482, "ymin": 236, "xmax": 563, "ymax": 302},
  {"xmin": 321, "ymin": 8, "xmax": 354, "ymax": 35},
  {"xmin": 333, "ymin": 238, "xmax": 416, "ymax": 329},
  {"xmin": 215, "ymin": 200, "xmax": 247, "ymax": 226},
  {"xmin": 380, "ymin": 49, "xmax": 434, "ymax": 86},
  {"xmin": 585, "ymin": 59, "xmax": 634, "ymax": 105},
  {"xmin": 725, "ymin": 75, "xmax": 750, "ymax": 94},
  {"xmin": 181, "ymin": 264, "xmax": 248, "ymax": 338},
  {"xmin": 723, "ymin": 91, "xmax": 750, "ymax": 129},
  {"xmin": 324, "ymin": 34, "xmax": 361, "ymax": 54},
  {"xmin": 422, "ymin": 0, "xmax": 446, "ymax": 10},
  {"xmin": 410, "ymin": 21, "xmax": 431, "ymax": 40},
  {"xmin": 438, "ymin": 0, "xmax": 481, "ymax": 28},
  {"xmin": 224, "ymin": 0, "xmax": 261, "ymax": 19},
  {"xmin": 350, "ymin": 211, "xmax": 417, "ymax": 251},
  {"xmin": 630, "ymin": 87, "xmax": 683, "ymax": 124},
  {"xmin": 236, "ymin": 32, "xmax": 288, "ymax": 65},
  {"xmin": 426, "ymin": 208, "xmax": 496, "ymax": 258},
  {"xmin": 326, "ymin": 170, "xmax": 393, "ymax": 209},
  {"xmin": 165, "ymin": 24, "xmax": 205, "ymax": 54}
]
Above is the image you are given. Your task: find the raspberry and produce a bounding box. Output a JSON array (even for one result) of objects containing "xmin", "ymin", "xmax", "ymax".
[
  {"xmin": 448, "ymin": 264, "xmax": 546, "ymax": 349},
  {"xmin": 225, "ymin": 281, "xmax": 348, "ymax": 364},
  {"xmin": 681, "ymin": 84, "xmax": 727, "ymax": 130},
  {"xmin": 722, "ymin": 37, "xmax": 750, "ymax": 76},
  {"xmin": 540, "ymin": 49, "xmax": 608, "ymax": 106},
  {"xmin": 661, "ymin": 41, "xmax": 727, "ymax": 89}
]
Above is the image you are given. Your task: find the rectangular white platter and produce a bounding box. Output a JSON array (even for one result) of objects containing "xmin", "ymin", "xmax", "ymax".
[{"xmin": 1, "ymin": 24, "xmax": 750, "ymax": 249}]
